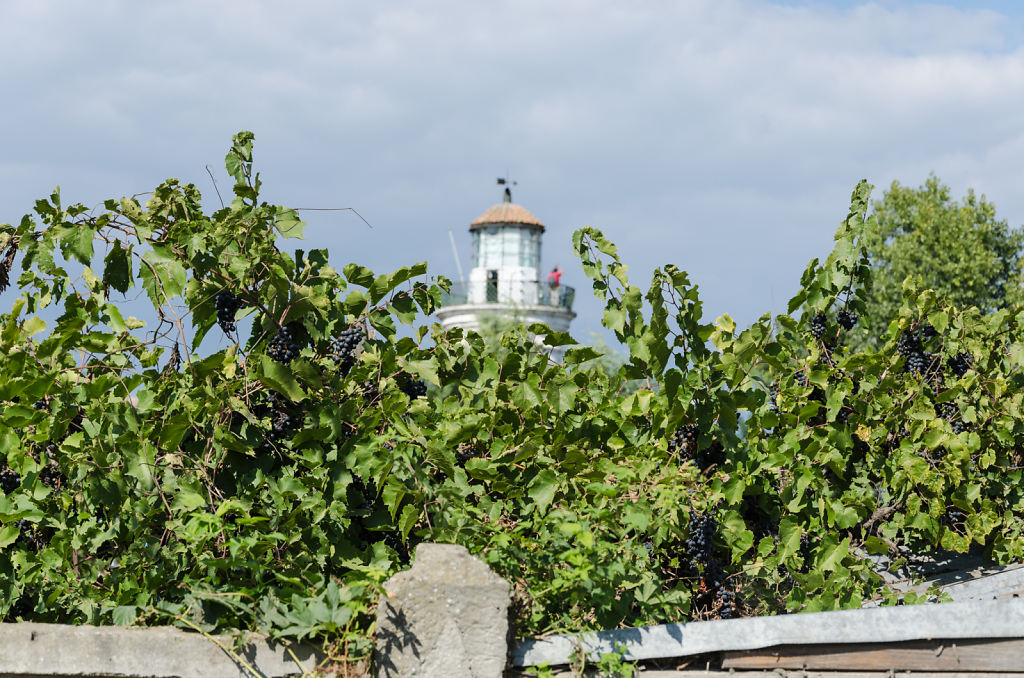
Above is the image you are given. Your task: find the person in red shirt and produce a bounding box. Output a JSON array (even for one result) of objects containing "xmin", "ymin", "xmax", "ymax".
[
  {"xmin": 547, "ymin": 266, "xmax": 563, "ymax": 304},
  {"xmin": 547, "ymin": 266, "xmax": 562, "ymax": 289}
]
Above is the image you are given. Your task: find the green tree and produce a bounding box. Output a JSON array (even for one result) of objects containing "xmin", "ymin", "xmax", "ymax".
[{"xmin": 855, "ymin": 174, "xmax": 1024, "ymax": 344}]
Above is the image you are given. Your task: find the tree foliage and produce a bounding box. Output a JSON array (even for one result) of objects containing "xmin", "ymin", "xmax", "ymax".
[
  {"xmin": 854, "ymin": 174, "xmax": 1024, "ymax": 346},
  {"xmin": 2, "ymin": 136, "xmax": 1024, "ymax": 671}
]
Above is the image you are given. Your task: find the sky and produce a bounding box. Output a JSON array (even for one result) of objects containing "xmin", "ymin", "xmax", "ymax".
[{"xmin": 2, "ymin": 0, "xmax": 1024, "ymax": 347}]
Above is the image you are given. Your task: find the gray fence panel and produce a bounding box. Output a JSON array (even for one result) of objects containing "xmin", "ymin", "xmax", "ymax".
[{"xmin": 513, "ymin": 597, "xmax": 1024, "ymax": 667}]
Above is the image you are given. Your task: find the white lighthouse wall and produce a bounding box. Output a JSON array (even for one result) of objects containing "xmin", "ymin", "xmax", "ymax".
[
  {"xmin": 435, "ymin": 304, "xmax": 574, "ymax": 334},
  {"xmin": 467, "ymin": 264, "xmax": 541, "ymax": 305}
]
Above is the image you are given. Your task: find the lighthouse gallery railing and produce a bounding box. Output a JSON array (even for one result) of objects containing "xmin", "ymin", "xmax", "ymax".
[{"xmin": 439, "ymin": 281, "xmax": 575, "ymax": 312}]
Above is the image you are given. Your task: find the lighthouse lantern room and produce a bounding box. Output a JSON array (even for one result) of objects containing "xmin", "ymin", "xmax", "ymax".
[{"xmin": 436, "ymin": 186, "xmax": 575, "ymax": 337}]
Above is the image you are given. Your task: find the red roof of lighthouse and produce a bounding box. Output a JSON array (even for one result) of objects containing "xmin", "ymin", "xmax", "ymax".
[{"xmin": 470, "ymin": 203, "xmax": 545, "ymax": 231}]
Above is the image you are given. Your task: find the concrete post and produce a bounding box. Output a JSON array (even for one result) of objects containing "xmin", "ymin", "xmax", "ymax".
[{"xmin": 375, "ymin": 543, "xmax": 510, "ymax": 677}]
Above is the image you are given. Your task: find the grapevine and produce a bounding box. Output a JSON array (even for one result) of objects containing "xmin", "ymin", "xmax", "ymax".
[{"xmin": 1, "ymin": 136, "xmax": 1023, "ymax": 667}]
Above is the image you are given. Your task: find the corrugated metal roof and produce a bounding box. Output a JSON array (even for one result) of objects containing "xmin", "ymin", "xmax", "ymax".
[{"xmin": 513, "ymin": 597, "xmax": 1024, "ymax": 667}]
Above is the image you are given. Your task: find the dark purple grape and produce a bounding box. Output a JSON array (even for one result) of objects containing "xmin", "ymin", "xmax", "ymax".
[
  {"xmin": 0, "ymin": 463, "xmax": 19, "ymax": 494},
  {"xmin": 948, "ymin": 352, "xmax": 973, "ymax": 377},
  {"xmin": 267, "ymin": 324, "xmax": 302, "ymax": 363},
  {"xmin": 399, "ymin": 378, "xmax": 427, "ymax": 399},
  {"xmin": 215, "ymin": 291, "xmax": 243, "ymax": 333},
  {"xmin": 331, "ymin": 326, "xmax": 364, "ymax": 375},
  {"xmin": 837, "ymin": 309, "xmax": 858, "ymax": 330},
  {"xmin": 0, "ymin": 240, "xmax": 16, "ymax": 294},
  {"xmin": 810, "ymin": 313, "xmax": 827, "ymax": 339}
]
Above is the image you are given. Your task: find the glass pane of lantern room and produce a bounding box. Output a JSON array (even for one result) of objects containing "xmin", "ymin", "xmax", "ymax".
[
  {"xmin": 502, "ymin": 229, "xmax": 520, "ymax": 267},
  {"xmin": 522, "ymin": 230, "xmax": 539, "ymax": 268},
  {"xmin": 481, "ymin": 228, "xmax": 501, "ymax": 267}
]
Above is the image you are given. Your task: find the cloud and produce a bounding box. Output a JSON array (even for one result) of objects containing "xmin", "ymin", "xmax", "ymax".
[{"xmin": 2, "ymin": 0, "xmax": 1023, "ymax": 339}]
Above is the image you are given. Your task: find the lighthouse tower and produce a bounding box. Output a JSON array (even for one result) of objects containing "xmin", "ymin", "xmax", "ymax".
[{"xmin": 436, "ymin": 186, "xmax": 575, "ymax": 338}]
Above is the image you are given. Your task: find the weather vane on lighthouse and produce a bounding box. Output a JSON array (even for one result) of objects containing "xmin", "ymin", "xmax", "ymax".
[{"xmin": 496, "ymin": 176, "xmax": 517, "ymax": 203}]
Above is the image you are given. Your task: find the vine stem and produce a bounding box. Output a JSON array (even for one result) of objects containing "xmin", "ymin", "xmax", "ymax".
[
  {"xmin": 174, "ymin": 614, "xmax": 264, "ymax": 678},
  {"xmin": 286, "ymin": 645, "xmax": 316, "ymax": 678}
]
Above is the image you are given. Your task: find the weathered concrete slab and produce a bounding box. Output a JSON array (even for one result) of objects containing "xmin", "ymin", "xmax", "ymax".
[
  {"xmin": 375, "ymin": 542, "xmax": 510, "ymax": 678},
  {"xmin": 512, "ymin": 597, "xmax": 1024, "ymax": 667},
  {"xmin": 0, "ymin": 621, "xmax": 319, "ymax": 677}
]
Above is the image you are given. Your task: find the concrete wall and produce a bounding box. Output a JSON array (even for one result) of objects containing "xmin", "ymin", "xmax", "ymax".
[
  {"xmin": 0, "ymin": 621, "xmax": 321, "ymax": 678},
  {"xmin": 2, "ymin": 545, "xmax": 1023, "ymax": 678}
]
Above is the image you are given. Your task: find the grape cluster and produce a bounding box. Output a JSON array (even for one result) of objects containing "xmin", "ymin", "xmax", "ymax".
[
  {"xmin": 942, "ymin": 507, "xmax": 967, "ymax": 534},
  {"xmin": 952, "ymin": 420, "xmax": 967, "ymax": 435},
  {"xmin": 331, "ymin": 326, "xmax": 364, "ymax": 375},
  {"xmin": 686, "ymin": 511, "xmax": 735, "ymax": 619},
  {"xmin": 897, "ymin": 328, "xmax": 937, "ymax": 375},
  {"xmin": 698, "ymin": 441, "xmax": 727, "ymax": 471},
  {"xmin": 767, "ymin": 385, "xmax": 780, "ymax": 413},
  {"xmin": 455, "ymin": 443, "xmax": 481, "ymax": 467},
  {"xmin": 3, "ymin": 593, "xmax": 32, "ymax": 621},
  {"xmin": 937, "ymin": 401, "xmax": 957, "ymax": 421},
  {"xmin": 810, "ymin": 313, "xmax": 827, "ymax": 339},
  {"xmin": 361, "ymin": 379, "xmax": 380, "ymax": 404},
  {"xmin": 381, "ymin": 532, "xmax": 410, "ymax": 564},
  {"xmin": 268, "ymin": 409, "xmax": 292, "ymax": 440},
  {"xmin": 798, "ymin": 532, "xmax": 814, "ymax": 574},
  {"xmin": 895, "ymin": 326, "xmax": 972, "ymax": 431},
  {"xmin": 215, "ymin": 291, "xmax": 243, "ymax": 333},
  {"xmin": 685, "ymin": 511, "xmax": 717, "ymax": 575},
  {"xmin": 668, "ymin": 424, "xmax": 699, "ymax": 455},
  {"xmin": 37, "ymin": 443, "xmax": 64, "ymax": 490},
  {"xmin": 267, "ymin": 324, "xmax": 302, "ymax": 364},
  {"xmin": 896, "ymin": 329, "xmax": 920, "ymax": 358},
  {"xmin": 836, "ymin": 309, "xmax": 858, "ymax": 330},
  {"xmin": 165, "ymin": 342, "xmax": 181, "ymax": 374},
  {"xmin": 67, "ymin": 408, "xmax": 84, "ymax": 434},
  {"xmin": 348, "ymin": 476, "xmax": 411, "ymax": 564},
  {"xmin": 817, "ymin": 340, "xmax": 839, "ymax": 369},
  {"xmin": 350, "ymin": 475, "xmax": 376, "ymax": 512},
  {"xmin": 937, "ymin": 399, "xmax": 967, "ymax": 434},
  {"xmin": 884, "ymin": 427, "xmax": 909, "ymax": 454},
  {"xmin": 668, "ymin": 424, "xmax": 724, "ymax": 470},
  {"xmin": 716, "ymin": 588, "xmax": 736, "ymax": 619},
  {"xmin": 14, "ymin": 519, "xmax": 48, "ymax": 552},
  {"xmin": 255, "ymin": 391, "xmax": 296, "ymax": 446},
  {"xmin": 948, "ymin": 352, "xmax": 973, "ymax": 377},
  {"xmin": 400, "ymin": 378, "xmax": 427, "ymax": 399},
  {"xmin": 0, "ymin": 463, "xmax": 19, "ymax": 494},
  {"xmin": 0, "ymin": 239, "xmax": 16, "ymax": 294},
  {"xmin": 269, "ymin": 408, "xmax": 293, "ymax": 442}
]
